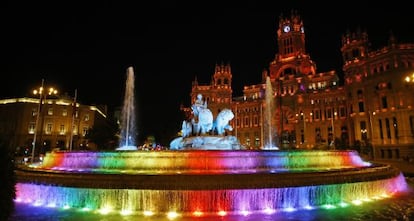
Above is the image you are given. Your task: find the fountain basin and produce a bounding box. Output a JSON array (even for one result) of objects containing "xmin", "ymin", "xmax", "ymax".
[
  {"xmin": 14, "ymin": 150, "xmax": 409, "ymax": 216},
  {"xmin": 38, "ymin": 150, "xmax": 370, "ymax": 174},
  {"xmin": 17, "ymin": 163, "xmax": 401, "ymax": 189}
]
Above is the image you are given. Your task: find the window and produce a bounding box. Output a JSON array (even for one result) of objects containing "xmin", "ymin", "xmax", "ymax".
[
  {"xmin": 46, "ymin": 123, "xmax": 53, "ymax": 134},
  {"xmin": 245, "ymin": 133, "xmax": 250, "ymax": 147},
  {"xmin": 62, "ymin": 109, "xmax": 67, "ymax": 116},
  {"xmin": 410, "ymin": 116, "xmax": 414, "ymax": 136},
  {"xmin": 360, "ymin": 121, "xmax": 367, "ymax": 140},
  {"xmin": 300, "ymin": 129, "xmax": 304, "ymax": 143},
  {"xmin": 315, "ymin": 128, "xmax": 321, "ymax": 143},
  {"xmin": 379, "ymin": 119, "xmax": 384, "ymax": 139},
  {"xmin": 381, "ymin": 96, "xmax": 388, "ymax": 109},
  {"xmin": 32, "ymin": 108, "xmax": 37, "ymax": 117},
  {"xmin": 59, "ymin": 125, "xmax": 65, "ymax": 135},
  {"xmin": 357, "ymin": 89, "xmax": 363, "ymax": 99},
  {"xmin": 358, "ymin": 101, "xmax": 365, "ymax": 113},
  {"xmin": 82, "ymin": 126, "xmax": 88, "ymax": 137},
  {"xmin": 352, "ymin": 49, "xmax": 360, "ymax": 58},
  {"xmin": 393, "ymin": 117, "xmax": 398, "ymax": 139},
  {"xmin": 340, "ymin": 107, "xmax": 346, "ymax": 117},
  {"xmin": 327, "ymin": 109, "xmax": 332, "ymax": 119},
  {"xmin": 84, "ymin": 114, "xmax": 90, "ymax": 121},
  {"xmin": 385, "ymin": 118, "xmax": 391, "ymax": 139},
  {"xmin": 244, "ymin": 116, "xmax": 249, "ymax": 127},
  {"xmin": 48, "ymin": 108, "xmax": 53, "ymax": 115},
  {"xmin": 28, "ymin": 123, "xmax": 35, "ymax": 134},
  {"xmin": 72, "ymin": 125, "xmax": 78, "ymax": 135},
  {"xmin": 254, "ymin": 132, "xmax": 260, "ymax": 147}
]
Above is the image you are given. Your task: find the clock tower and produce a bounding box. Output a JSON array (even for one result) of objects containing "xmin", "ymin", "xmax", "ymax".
[
  {"xmin": 269, "ymin": 10, "xmax": 316, "ymax": 80},
  {"xmin": 277, "ymin": 11, "xmax": 306, "ymax": 59}
]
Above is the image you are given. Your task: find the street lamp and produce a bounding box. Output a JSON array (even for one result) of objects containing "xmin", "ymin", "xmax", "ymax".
[
  {"xmin": 301, "ymin": 112, "xmax": 306, "ymax": 147},
  {"xmin": 331, "ymin": 111, "xmax": 337, "ymax": 149},
  {"xmin": 31, "ymin": 80, "xmax": 58, "ymax": 164},
  {"xmin": 404, "ymin": 73, "xmax": 414, "ymax": 83}
]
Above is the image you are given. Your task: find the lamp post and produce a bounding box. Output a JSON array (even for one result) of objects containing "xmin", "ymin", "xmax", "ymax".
[
  {"xmin": 301, "ymin": 112, "xmax": 306, "ymax": 147},
  {"xmin": 31, "ymin": 80, "xmax": 58, "ymax": 164},
  {"xmin": 69, "ymin": 89, "xmax": 77, "ymax": 151},
  {"xmin": 331, "ymin": 111, "xmax": 337, "ymax": 149}
]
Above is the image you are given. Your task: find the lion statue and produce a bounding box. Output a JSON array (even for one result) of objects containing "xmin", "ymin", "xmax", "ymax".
[{"xmin": 213, "ymin": 108, "xmax": 234, "ymax": 135}]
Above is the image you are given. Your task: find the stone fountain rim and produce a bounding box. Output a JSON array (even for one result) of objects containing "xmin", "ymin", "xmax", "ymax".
[{"xmin": 15, "ymin": 163, "xmax": 402, "ymax": 190}]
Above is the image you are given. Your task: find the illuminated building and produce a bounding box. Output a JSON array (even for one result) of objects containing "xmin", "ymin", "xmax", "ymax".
[
  {"xmin": 0, "ymin": 95, "xmax": 107, "ymax": 156},
  {"xmin": 189, "ymin": 12, "xmax": 414, "ymax": 160}
]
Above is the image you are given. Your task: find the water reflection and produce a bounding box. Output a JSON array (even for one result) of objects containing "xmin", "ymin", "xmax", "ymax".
[{"xmin": 10, "ymin": 178, "xmax": 414, "ymax": 221}]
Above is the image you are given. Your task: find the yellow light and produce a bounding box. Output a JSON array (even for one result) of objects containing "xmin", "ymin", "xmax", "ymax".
[
  {"xmin": 143, "ymin": 210, "xmax": 154, "ymax": 216},
  {"xmin": 120, "ymin": 210, "xmax": 133, "ymax": 216},
  {"xmin": 98, "ymin": 207, "xmax": 112, "ymax": 215},
  {"xmin": 167, "ymin": 211, "xmax": 179, "ymax": 219},
  {"xmin": 352, "ymin": 199, "xmax": 362, "ymax": 205},
  {"xmin": 192, "ymin": 211, "xmax": 203, "ymax": 216}
]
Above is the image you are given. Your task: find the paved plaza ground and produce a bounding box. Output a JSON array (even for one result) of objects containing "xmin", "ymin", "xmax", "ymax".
[{"xmin": 371, "ymin": 159, "xmax": 414, "ymax": 177}]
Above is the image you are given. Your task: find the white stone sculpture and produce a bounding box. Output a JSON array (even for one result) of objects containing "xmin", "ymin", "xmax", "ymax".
[{"xmin": 213, "ymin": 108, "xmax": 234, "ymax": 135}]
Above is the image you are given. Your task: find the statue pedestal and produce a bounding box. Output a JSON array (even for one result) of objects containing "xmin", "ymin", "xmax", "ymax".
[{"xmin": 170, "ymin": 135, "xmax": 245, "ymax": 150}]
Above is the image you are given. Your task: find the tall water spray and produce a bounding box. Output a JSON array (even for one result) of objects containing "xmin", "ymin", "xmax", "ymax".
[
  {"xmin": 263, "ymin": 76, "xmax": 278, "ymax": 149},
  {"xmin": 116, "ymin": 66, "xmax": 137, "ymax": 150}
]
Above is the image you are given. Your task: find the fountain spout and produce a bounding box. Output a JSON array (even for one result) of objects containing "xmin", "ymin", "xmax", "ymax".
[
  {"xmin": 116, "ymin": 66, "xmax": 137, "ymax": 150},
  {"xmin": 263, "ymin": 76, "xmax": 278, "ymax": 149}
]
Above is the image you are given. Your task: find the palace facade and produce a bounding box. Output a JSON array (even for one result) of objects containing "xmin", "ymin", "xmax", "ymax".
[{"xmin": 188, "ymin": 12, "xmax": 414, "ymax": 160}]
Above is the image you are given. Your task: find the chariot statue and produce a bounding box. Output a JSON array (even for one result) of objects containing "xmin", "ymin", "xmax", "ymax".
[{"xmin": 172, "ymin": 93, "xmax": 243, "ymax": 150}]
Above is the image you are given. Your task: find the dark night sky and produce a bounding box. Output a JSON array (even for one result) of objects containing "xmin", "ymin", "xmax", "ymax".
[{"xmin": 2, "ymin": 1, "xmax": 414, "ymax": 144}]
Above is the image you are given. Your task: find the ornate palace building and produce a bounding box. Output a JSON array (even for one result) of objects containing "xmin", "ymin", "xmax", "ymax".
[
  {"xmin": 0, "ymin": 94, "xmax": 107, "ymax": 156},
  {"xmin": 188, "ymin": 12, "xmax": 414, "ymax": 160}
]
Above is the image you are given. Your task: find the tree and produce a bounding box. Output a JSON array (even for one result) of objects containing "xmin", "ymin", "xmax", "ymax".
[
  {"xmin": 0, "ymin": 136, "xmax": 16, "ymax": 221},
  {"xmin": 85, "ymin": 119, "xmax": 119, "ymax": 150}
]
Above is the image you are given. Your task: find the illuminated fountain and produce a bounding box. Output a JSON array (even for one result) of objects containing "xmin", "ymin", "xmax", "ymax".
[
  {"xmin": 263, "ymin": 76, "xmax": 278, "ymax": 150},
  {"xmin": 15, "ymin": 150, "xmax": 409, "ymax": 217},
  {"xmin": 14, "ymin": 71, "xmax": 410, "ymax": 219},
  {"xmin": 116, "ymin": 66, "xmax": 137, "ymax": 151}
]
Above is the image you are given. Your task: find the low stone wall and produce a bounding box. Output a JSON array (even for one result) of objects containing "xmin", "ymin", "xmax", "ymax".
[{"xmin": 16, "ymin": 163, "xmax": 401, "ymax": 190}]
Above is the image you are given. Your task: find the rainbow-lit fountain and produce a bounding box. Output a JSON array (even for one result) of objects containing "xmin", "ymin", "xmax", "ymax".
[
  {"xmin": 14, "ymin": 68, "xmax": 410, "ymax": 219},
  {"xmin": 15, "ymin": 150, "xmax": 408, "ymax": 217}
]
